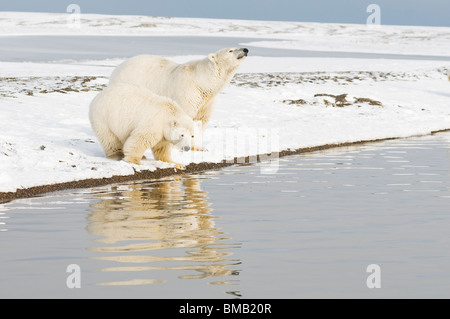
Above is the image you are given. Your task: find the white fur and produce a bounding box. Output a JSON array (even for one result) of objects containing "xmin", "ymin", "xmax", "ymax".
[
  {"xmin": 89, "ymin": 83, "xmax": 194, "ymax": 168},
  {"xmin": 109, "ymin": 48, "xmax": 248, "ymax": 130}
]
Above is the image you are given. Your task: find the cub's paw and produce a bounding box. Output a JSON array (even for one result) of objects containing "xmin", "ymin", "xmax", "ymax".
[
  {"xmin": 191, "ymin": 145, "xmax": 208, "ymax": 152},
  {"xmin": 124, "ymin": 156, "xmax": 141, "ymax": 165},
  {"xmin": 174, "ymin": 163, "xmax": 186, "ymax": 170}
]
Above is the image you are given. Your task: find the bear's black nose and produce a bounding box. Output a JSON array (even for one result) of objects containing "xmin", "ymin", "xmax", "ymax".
[
  {"xmin": 183, "ymin": 146, "xmax": 190, "ymax": 152},
  {"xmin": 243, "ymin": 48, "xmax": 249, "ymax": 54}
]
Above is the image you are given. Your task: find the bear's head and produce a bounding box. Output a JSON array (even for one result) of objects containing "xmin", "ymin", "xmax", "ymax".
[
  {"xmin": 208, "ymin": 48, "xmax": 248, "ymax": 76},
  {"xmin": 164, "ymin": 120, "xmax": 195, "ymax": 152}
]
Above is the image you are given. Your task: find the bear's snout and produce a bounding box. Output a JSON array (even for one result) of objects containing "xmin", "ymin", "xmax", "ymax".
[{"xmin": 237, "ymin": 48, "xmax": 248, "ymax": 59}]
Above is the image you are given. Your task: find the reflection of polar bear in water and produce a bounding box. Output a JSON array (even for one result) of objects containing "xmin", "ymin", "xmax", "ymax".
[
  {"xmin": 109, "ymin": 48, "xmax": 248, "ymax": 150},
  {"xmin": 87, "ymin": 176, "xmax": 240, "ymax": 280},
  {"xmin": 87, "ymin": 177, "xmax": 212, "ymax": 246}
]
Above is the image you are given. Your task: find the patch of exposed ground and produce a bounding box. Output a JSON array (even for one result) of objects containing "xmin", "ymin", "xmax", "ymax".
[
  {"xmin": 231, "ymin": 68, "xmax": 447, "ymax": 89},
  {"xmin": 283, "ymin": 93, "xmax": 383, "ymax": 107},
  {"xmin": 1, "ymin": 68, "xmax": 446, "ymax": 99},
  {"xmin": 0, "ymin": 76, "xmax": 108, "ymax": 98}
]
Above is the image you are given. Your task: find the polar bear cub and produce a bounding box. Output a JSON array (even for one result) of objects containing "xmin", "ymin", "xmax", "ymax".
[{"xmin": 89, "ymin": 83, "xmax": 195, "ymax": 169}]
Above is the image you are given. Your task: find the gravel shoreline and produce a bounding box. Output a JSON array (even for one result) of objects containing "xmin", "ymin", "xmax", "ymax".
[{"xmin": 0, "ymin": 135, "xmax": 428, "ymax": 203}]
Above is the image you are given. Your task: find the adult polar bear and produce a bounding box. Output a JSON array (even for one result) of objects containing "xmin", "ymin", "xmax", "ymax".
[{"xmin": 109, "ymin": 47, "xmax": 248, "ymax": 149}]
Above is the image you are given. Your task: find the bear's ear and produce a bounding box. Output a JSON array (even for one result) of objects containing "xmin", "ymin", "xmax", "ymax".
[
  {"xmin": 170, "ymin": 120, "xmax": 178, "ymax": 127},
  {"xmin": 208, "ymin": 53, "xmax": 216, "ymax": 62}
]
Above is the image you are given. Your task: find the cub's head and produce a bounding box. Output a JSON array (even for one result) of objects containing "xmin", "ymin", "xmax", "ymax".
[
  {"xmin": 164, "ymin": 120, "xmax": 194, "ymax": 152},
  {"xmin": 208, "ymin": 48, "xmax": 248, "ymax": 74}
]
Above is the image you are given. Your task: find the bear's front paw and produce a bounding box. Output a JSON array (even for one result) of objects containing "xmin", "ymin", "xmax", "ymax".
[
  {"xmin": 191, "ymin": 145, "xmax": 208, "ymax": 152},
  {"xmin": 124, "ymin": 156, "xmax": 141, "ymax": 165},
  {"xmin": 174, "ymin": 163, "xmax": 186, "ymax": 170}
]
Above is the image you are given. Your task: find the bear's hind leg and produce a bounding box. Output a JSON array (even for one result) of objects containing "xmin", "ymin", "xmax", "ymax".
[{"xmin": 94, "ymin": 126, "xmax": 124, "ymax": 160}]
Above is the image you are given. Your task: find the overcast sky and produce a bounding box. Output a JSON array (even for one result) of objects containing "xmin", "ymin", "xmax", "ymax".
[{"xmin": 1, "ymin": 0, "xmax": 449, "ymax": 27}]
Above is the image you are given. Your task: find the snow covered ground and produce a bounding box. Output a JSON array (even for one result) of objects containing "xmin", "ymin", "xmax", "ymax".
[{"xmin": 0, "ymin": 12, "xmax": 449, "ymax": 193}]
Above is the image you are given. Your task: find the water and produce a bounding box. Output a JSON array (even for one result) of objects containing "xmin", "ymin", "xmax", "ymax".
[
  {"xmin": 1, "ymin": 35, "xmax": 449, "ymax": 62},
  {"xmin": 1, "ymin": 132, "xmax": 450, "ymax": 298}
]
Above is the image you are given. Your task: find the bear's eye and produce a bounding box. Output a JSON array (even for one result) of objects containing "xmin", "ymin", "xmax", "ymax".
[
  {"xmin": 191, "ymin": 135, "xmax": 194, "ymax": 138},
  {"xmin": 229, "ymin": 50, "xmax": 233, "ymax": 53},
  {"xmin": 181, "ymin": 134, "xmax": 184, "ymax": 137}
]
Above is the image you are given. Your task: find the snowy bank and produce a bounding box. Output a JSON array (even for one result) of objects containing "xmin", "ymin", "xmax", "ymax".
[
  {"xmin": 1, "ymin": 57, "xmax": 449, "ymax": 194},
  {"xmin": 0, "ymin": 12, "xmax": 449, "ymax": 195}
]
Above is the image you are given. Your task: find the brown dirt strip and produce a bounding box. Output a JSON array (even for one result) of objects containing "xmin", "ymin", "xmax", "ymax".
[{"xmin": 1, "ymin": 129, "xmax": 448, "ymax": 203}]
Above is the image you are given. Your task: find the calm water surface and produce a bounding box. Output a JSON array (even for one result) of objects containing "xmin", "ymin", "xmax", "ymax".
[
  {"xmin": 2, "ymin": 36, "xmax": 449, "ymax": 62},
  {"xmin": 1, "ymin": 132, "xmax": 450, "ymax": 298}
]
